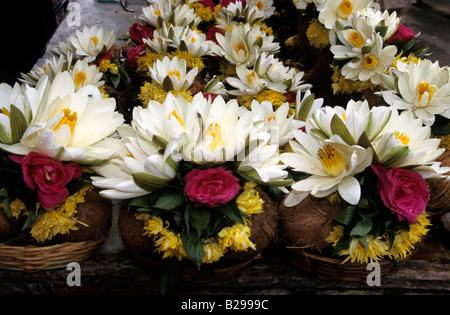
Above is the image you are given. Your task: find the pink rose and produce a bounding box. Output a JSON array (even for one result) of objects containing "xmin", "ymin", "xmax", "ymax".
[
  {"xmin": 387, "ymin": 24, "xmax": 415, "ymax": 44},
  {"xmin": 126, "ymin": 44, "xmax": 146, "ymax": 68},
  {"xmin": 184, "ymin": 167, "xmax": 240, "ymax": 208},
  {"xmin": 371, "ymin": 164, "xmax": 429, "ymax": 224},
  {"xmin": 10, "ymin": 152, "xmax": 82, "ymax": 210},
  {"xmin": 129, "ymin": 23, "xmax": 153, "ymax": 44}
]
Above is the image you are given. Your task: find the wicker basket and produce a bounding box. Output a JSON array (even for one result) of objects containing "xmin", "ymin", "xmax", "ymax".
[
  {"xmin": 286, "ymin": 246, "xmax": 416, "ymax": 282},
  {"xmin": 0, "ymin": 234, "xmax": 109, "ymax": 273}
]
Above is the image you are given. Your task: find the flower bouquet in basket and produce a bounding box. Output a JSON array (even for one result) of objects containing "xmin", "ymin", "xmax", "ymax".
[
  {"xmin": 0, "ymin": 68, "xmax": 124, "ymax": 272},
  {"xmin": 91, "ymin": 88, "xmax": 305, "ymax": 292},
  {"xmin": 278, "ymin": 96, "xmax": 450, "ymax": 281}
]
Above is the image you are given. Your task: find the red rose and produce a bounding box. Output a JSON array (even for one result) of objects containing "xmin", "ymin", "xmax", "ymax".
[
  {"xmin": 129, "ymin": 23, "xmax": 153, "ymax": 44},
  {"xmin": 184, "ymin": 167, "xmax": 240, "ymax": 208},
  {"xmin": 206, "ymin": 26, "xmax": 225, "ymax": 45},
  {"xmin": 10, "ymin": 152, "xmax": 82, "ymax": 210},
  {"xmin": 371, "ymin": 164, "xmax": 429, "ymax": 224},
  {"xmin": 126, "ymin": 44, "xmax": 146, "ymax": 68},
  {"xmin": 387, "ymin": 24, "xmax": 415, "ymax": 44},
  {"xmin": 199, "ymin": 0, "xmax": 215, "ymax": 11}
]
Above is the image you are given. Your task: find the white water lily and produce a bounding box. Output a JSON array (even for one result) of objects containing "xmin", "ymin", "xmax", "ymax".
[
  {"xmin": 4, "ymin": 72, "xmax": 124, "ymax": 163},
  {"xmin": 380, "ymin": 59, "xmax": 450, "ymax": 126},
  {"xmin": 68, "ymin": 26, "xmax": 116, "ymax": 63},
  {"xmin": 372, "ymin": 109, "xmax": 444, "ymax": 168},
  {"xmin": 281, "ymin": 130, "xmax": 373, "ymax": 206},
  {"xmin": 92, "ymin": 128, "xmax": 178, "ymax": 199},
  {"xmin": 71, "ymin": 59, "xmax": 104, "ymax": 91},
  {"xmin": 20, "ymin": 53, "xmax": 73, "ymax": 87},
  {"xmin": 340, "ymin": 34, "xmax": 397, "ymax": 84},
  {"xmin": 318, "ymin": 0, "xmax": 373, "ymax": 29},
  {"xmin": 226, "ymin": 65, "xmax": 268, "ymax": 95},
  {"xmin": 0, "ymin": 78, "xmax": 47, "ymax": 145},
  {"xmin": 143, "ymin": 30, "xmax": 170, "ymax": 55},
  {"xmin": 142, "ymin": 2, "xmax": 201, "ymax": 28},
  {"xmin": 246, "ymin": 0, "xmax": 276, "ymax": 19},
  {"xmin": 149, "ymin": 56, "xmax": 198, "ymax": 92},
  {"xmin": 294, "ymin": 88, "xmax": 324, "ymax": 122},
  {"xmin": 162, "ymin": 24, "xmax": 214, "ymax": 57}
]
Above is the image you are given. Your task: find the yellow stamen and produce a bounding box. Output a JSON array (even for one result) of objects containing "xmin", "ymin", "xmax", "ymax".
[
  {"xmin": 206, "ymin": 122, "xmax": 223, "ymax": 151},
  {"xmin": 318, "ymin": 145, "xmax": 346, "ymax": 177},
  {"xmin": 235, "ymin": 42, "xmax": 247, "ymax": 56},
  {"xmin": 53, "ymin": 108, "xmax": 78, "ymax": 136},
  {"xmin": 256, "ymin": 1, "xmax": 264, "ymax": 10},
  {"xmin": 190, "ymin": 37, "xmax": 196, "ymax": 43},
  {"xmin": 394, "ymin": 131, "xmax": 410, "ymax": 145},
  {"xmin": 266, "ymin": 113, "xmax": 276, "ymax": 123},
  {"xmin": 169, "ymin": 110, "xmax": 186, "ymax": 129},
  {"xmin": 0, "ymin": 107, "xmax": 10, "ymax": 117},
  {"xmin": 154, "ymin": 10, "xmax": 161, "ymax": 16},
  {"xmin": 90, "ymin": 36, "xmax": 99, "ymax": 47},
  {"xmin": 348, "ymin": 30, "xmax": 364, "ymax": 48},
  {"xmin": 74, "ymin": 71, "xmax": 87, "ymax": 88},
  {"xmin": 246, "ymin": 71, "xmax": 257, "ymax": 88},
  {"xmin": 417, "ymin": 81, "xmax": 437, "ymax": 104},
  {"xmin": 337, "ymin": 0, "xmax": 353, "ymax": 19},
  {"xmin": 168, "ymin": 69, "xmax": 181, "ymax": 81},
  {"xmin": 363, "ymin": 54, "xmax": 378, "ymax": 69},
  {"xmin": 342, "ymin": 113, "xmax": 347, "ymax": 122}
]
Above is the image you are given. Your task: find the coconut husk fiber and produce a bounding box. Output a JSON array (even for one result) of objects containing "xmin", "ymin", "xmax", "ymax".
[
  {"xmin": 427, "ymin": 149, "xmax": 450, "ymax": 214},
  {"xmin": 278, "ymin": 194, "xmax": 342, "ymax": 253},
  {"xmin": 119, "ymin": 187, "xmax": 278, "ymax": 268},
  {"xmin": 52, "ymin": 188, "xmax": 113, "ymax": 243}
]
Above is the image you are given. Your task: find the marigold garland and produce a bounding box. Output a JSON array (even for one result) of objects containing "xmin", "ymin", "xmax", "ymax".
[
  {"xmin": 30, "ymin": 185, "xmax": 93, "ymax": 243},
  {"xmin": 137, "ymin": 181, "xmax": 264, "ymax": 264}
]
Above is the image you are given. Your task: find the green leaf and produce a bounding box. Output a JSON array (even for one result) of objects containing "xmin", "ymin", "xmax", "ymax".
[
  {"xmin": 162, "ymin": 76, "xmax": 174, "ymax": 91},
  {"xmin": 181, "ymin": 229, "xmax": 205, "ymax": 270},
  {"xmin": 333, "ymin": 205, "xmax": 356, "ymax": 226},
  {"xmin": 216, "ymin": 201, "xmax": 245, "ymax": 225},
  {"xmin": 153, "ymin": 191, "xmax": 185, "ymax": 210},
  {"xmin": 350, "ymin": 212, "xmax": 374, "ymax": 237},
  {"xmin": 127, "ymin": 195, "xmax": 151, "ymax": 211},
  {"xmin": 332, "ymin": 236, "xmax": 350, "ymax": 257},
  {"xmin": 189, "ymin": 205, "xmax": 211, "ymax": 238},
  {"xmin": 330, "ymin": 114, "xmax": 356, "ymax": 145},
  {"xmin": 9, "ymin": 105, "xmax": 28, "ymax": 143},
  {"xmin": 160, "ymin": 258, "xmax": 181, "ymax": 295},
  {"xmin": 295, "ymin": 93, "xmax": 315, "ymax": 121},
  {"xmin": 109, "ymin": 72, "xmax": 120, "ymax": 88}
]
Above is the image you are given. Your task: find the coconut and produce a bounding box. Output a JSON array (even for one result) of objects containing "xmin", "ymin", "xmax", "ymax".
[
  {"xmin": 52, "ymin": 188, "xmax": 113, "ymax": 243},
  {"xmin": 0, "ymin": 210, "xmax": 24, "ymax": 242},
  {"xmin": 427, "ymin": 149, "xmax": 450, "ymax": 214},
  {"xmin": 278, "ymin": 194, "xmax": 342, "ymax": 252}
]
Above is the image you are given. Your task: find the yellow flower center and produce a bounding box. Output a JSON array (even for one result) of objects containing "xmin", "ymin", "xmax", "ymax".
[
  {"xmin": 348, "ymin": 30, "xmax": 364, "ymax": 48},
  {"xmin": 256, "ymin": 1, "xmax": 264, "ymax": 10},
  {"xmin": 235, "ymin": 42, "xmax": 247, "ymax": 56},
  {"xmin": 169, "ymin": 110, "xmax": 186, "ymax": 129},
  {"xmin": 89, "ymin": 36, "xmax": 99, "ymax": 47},
  {"xmin": 0, "ymin": 107, "xmax": 10, "ymax": 117},
  {"xmin": 154, "ymin": 9, "xmax": 161, "ymax": 16},
  {"xmin": 394, "ymin": 131, "xmax": 410, "ymax": 145},
  {"xmin": 206, "ymin": 122, "xmax": 223, "ymax": 151},
  {"xmin": 337, "ymin": 0, "xmax": 353, "ymax": 19},
  {"xmin": 318, "ymin": 145, "xmax": 346, "ymax": 177},
  {"xmin": 53, "ymin": 108, "xmax": 78, "ymax": 137},
  {"xmin": 363, "ymin": 54, "xmax": 378, "ymax": 69},
  {"xmin": 74, "ymin": 71, "xmax": 87, "ymax": 89},
  {"xmin": 417, "ymin": 81, "xmax": 437, "ymax": 105},
  {"xmin": 266, "ymin": 113, "xmax": 276, "ymax": 123},
  {"xmin": 168, "ymin": 69, "xmax": 181, "ymax": 81},
  {"xmin": 246, "ymin": 71, "xmax": 257, "ymax": 88}
]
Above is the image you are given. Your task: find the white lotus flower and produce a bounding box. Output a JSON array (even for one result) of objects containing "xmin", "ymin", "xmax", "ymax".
[
  {"xmin": 71, "ymin": 59, "xmax": 104, "ymax": 91},
  {"xmin": 143, "ymin": 30, "xmax": 170, "ymax": 55},
  {"xmin": 20, "ymin": 53, "xmax": 73, "ymax": 87},
  {"xmin": 68, "ymin": 26, "xmax": 115, "ymax": 63},
  {"xmin": 318, "ymin": 0, "xmax": 373, "ymax": 29},
  {"xmin": 163, "ymin": 24, "xmax": 214, "ymax": 57},
  {"xmin": 340, "ymin": 34, "xmax": 397, "ymax": 84},
  {"xmin": 226, "ymin": 65, "xmax": 268, "ymax": 95},
  {"xmin": 246, "ymin": 0, "xmax": 276, "ymax": 19},
  {"xmin": 0, "ymin": 78, "xmax": 47, "ymax": 145},
  {"xmin": 281, "ymin": 130, "xmax": 373, "ymax": 206},
  {"xmin": 5, "ymin": 72, "xmax": 124, "ymax": 164},
  {"xmin": 92, "ymin": 129, "xmax": 178, "ymax": 199},
  {"xmin": 142, "ymin": 3, "xmax": 200, "ymax": 28},
  {"xmin": 372, "ymin": 109, "xmax": 444, "ymax": 168},
  {"xmin": 149, "ymin": 56, "xmax": 198, "ymax": 92},
  {"xmin": 380, "ymin": 59, "xmax": 450, "ymax": 126}
]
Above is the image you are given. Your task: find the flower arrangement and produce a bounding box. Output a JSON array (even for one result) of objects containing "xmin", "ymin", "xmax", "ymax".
[{"xmin": 0, "ymin": 27, "xmax": 125, "ymax": 247}]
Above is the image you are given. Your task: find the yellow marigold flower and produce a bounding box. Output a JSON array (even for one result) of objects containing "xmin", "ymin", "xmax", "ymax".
[
  {"xmin": 190, "ymin": 2, "xmax": 214, "ymax": 22},
  {"xmin": 331, "ymin": 65, "xmax": 377, "ymax": 95},
  {"xmin": 99, "ymin": 86, "xmax": 110, "ymax": 98},
  {"xmin": 30, "ymin": 186, "xmax": 92, "ymax": 243},
  {"xmin": 9, "ymin": 198, "xmax": 28, "ymax": 219},
  {"xmin": 154, "ymin": 230, "xmax": 187, "ymax": 260},
  {"xmin": 340, "ymin": 236, "xmax": 390, "ymax": 264},
  {"xmin": 136, "ymin": 51, "xmax": 163, "ymax": 74},
  {"xmin": 238, "ymin": 90, "xmax": 287, "ymax": 110},
  {"xmin": 202, "ymin": 238, "xmax": 224, "ymax": 264},
  {"xmin": 141, "ymin": 215, "xmax": 165, "ymax": 237},
  {"xmin": 218, "ymin": 223, "xmax": 256, "ymax": 252},
  {"xmin": 436, "ymin": 134, "xmax": 450, "ymax": 150},
  {"xmin": 392, "ymin": 52, "xmax": 421, "ymax": 71},
  {"xmin": 236, "ymin": 181, "xmax": 264, "ymax": 215},
  {"xmin": 389, "ymin": 213, "xmax": 431, "ymax": 259},
  {"xmin": 326, "ymin": 225, "xmax": 344, "ymax": 247},
  {"xmin": 306, "ymin": 19, "xmax": 330, "ymax": 49},
  {"xmin": 169, "ymin": 50, "xmax": 205, "ymax": 72},
  {"xmin": 139, "ymin": 81, "xmax": 193, "ymax": 106},
  {"xmin": 99, "ymin": 59, "xmax": 112, "ymax": 72}
]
